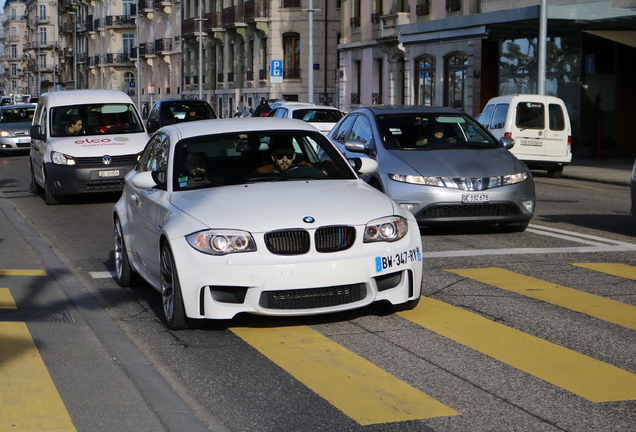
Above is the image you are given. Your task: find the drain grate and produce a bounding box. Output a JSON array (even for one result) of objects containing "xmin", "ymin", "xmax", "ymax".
[{"xmin": 0, "ymin": 309, "xmax": 75, "ymax": 323}]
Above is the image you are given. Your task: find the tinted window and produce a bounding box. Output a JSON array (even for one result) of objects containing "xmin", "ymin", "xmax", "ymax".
[
  {"xmin": 348, "ymin": 116, "xmax": 373, "ymax": 145},
  {"xmin": 516, "ymin": 102, "xmax": 544, "ymax": 129},
  {"xmin": 479, "ymin": 104, "xmax": 494, "ymax": 127},
  {"xmin": 331, "ymin": 115, "xmax": 356, "ymax": 143},
  {"xmin": 50, "ymin": 103, "xmax": 145, "ymax": 137},
  {"xmin": 0, "ymin": 106, "xmax": 35, "ymax": 123},
  {"xmin": 292, "ymin": 109, "xmax": 343, "ymax": 122},
  {"xmin": 548, "ymin": 103, "xmax": 565, "ymax": 131},
  {"xmin": 491, "ymin": 104, "xmax": 509, "ymax": 129}
]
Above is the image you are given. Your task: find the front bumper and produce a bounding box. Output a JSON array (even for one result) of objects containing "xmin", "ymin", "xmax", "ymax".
[
  {"xmin": 45, "ymin": 161, "xmax": 136, "ymax": 195},
  {"xmin": 0, "ymin": 136, "xmax": 31, "ymax": 151},
  {"xmin": 168, "ymin": 231, "xmax": 424, "ymax": 320}
]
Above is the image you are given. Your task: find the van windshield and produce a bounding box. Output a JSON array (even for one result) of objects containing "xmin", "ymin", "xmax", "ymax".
[{"xmin": 51, "ymin": 103, "xmax": 145, "ymax": 137}]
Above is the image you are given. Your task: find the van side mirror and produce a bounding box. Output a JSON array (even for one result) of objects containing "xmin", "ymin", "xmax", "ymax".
[
  {"xmin": 500, "ymin": 136, "xmax": 514, "ymax": 149},
  {"xmin": 30, "ymin": 124, "xmax": 45, "ymax": 141}
]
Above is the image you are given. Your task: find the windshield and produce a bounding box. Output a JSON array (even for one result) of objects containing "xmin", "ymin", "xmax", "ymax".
[
  {"xmin": 173, "ymin": 130, "xmax": 357, "ymax": 191},
  {"xmin": 376, "ymin": 113, "xmax": 499, "ymax": 150},
  {"xmin": 0, "ymin": 106, "xmax": 35, "ymax": 123},
  {"xmin": 50, "ymin": 103, "xmax": 145, "ymax": 137},
  {"xmin": 291, "ymin": 109, "xmax": 343, "ymax": 123}
]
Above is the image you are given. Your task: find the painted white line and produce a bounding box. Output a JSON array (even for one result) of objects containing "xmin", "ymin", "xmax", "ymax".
[
  {"xmin": 90, "ymin": 271, "xmax": 116, "ymax": 279},
  {"xmin": 528, "ymin": 224, "xmax": 636, "ymax": 246},
  {"xmin": 423, "ymin": 244, "xmax": 636, "ymax": 258}
]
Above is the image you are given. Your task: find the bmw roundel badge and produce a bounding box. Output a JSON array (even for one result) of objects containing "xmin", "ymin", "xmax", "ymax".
[{"xmin": 303, "ymin": 216, "xmax": 315, "ymax": 224}]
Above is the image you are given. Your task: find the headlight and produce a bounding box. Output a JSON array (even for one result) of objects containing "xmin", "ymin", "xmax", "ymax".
[
  {"xmin": 51, "ymin": 151, "xmax": 76, "ymax": 166},
  {"xmin": 186, "ymin": 229, "xmax": 256, "ymax": 255},
  {"xmin": 0, "ymin": 130, "xmax": 12, "ymax": 137},
  {"xmin": 389, "ymin": 172, "xmax": 529, "ymax": 189},
  {"xmin": 364, "ymin": 216, "xmax": 408, "ymax": 243}
]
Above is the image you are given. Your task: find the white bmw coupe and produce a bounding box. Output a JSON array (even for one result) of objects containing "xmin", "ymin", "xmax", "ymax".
[{"xmin": 113, "ymin": 118, "xmax": 423, "ymax": 329}]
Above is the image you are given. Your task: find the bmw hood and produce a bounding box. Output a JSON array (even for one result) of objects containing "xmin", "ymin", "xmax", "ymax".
[
  {"xmin": 170, "ymin": 180, "xmax": 398, "ymax": 233},
  {"xmin": 388, "ymin": 147, "xmax": 528, "ymax": 178}
]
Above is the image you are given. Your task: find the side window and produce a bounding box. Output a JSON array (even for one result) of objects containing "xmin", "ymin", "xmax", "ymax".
[
  {"xmin": 516, "ymin": 102, "xmax": 545, "ymax": 129},
  {"xmin": 349, "ymin": 115, "xmax": 373, "ymax": 145},
  {"xmin": 490, "ymin": 104, "xmax": 509, "ymax": 129},
  {"xmin": 275, "ymin": 108, "xmax": 288, "ymax": 118},
  {"xmin": 548, "ymin": 103, "xmax": 565, "ymax": 131},
  {"xmin": 148, "ymin": 104, "xmax": 159, "ymax": 121},
  {"xmin": 479, "ymin": 104, "xmax": 494, "ymax": 127},
  {"xmin": 138, "ymin": 133, "xmax": 168, "ymax": 173},
  {"xmin": 333, "ymin": 115, "xmax": 356, "ymax": 143}
]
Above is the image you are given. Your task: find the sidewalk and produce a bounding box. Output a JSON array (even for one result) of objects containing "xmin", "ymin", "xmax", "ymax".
[{"xmin": 558, "ymin": 158, "xmax": 634, "ymax": 186}]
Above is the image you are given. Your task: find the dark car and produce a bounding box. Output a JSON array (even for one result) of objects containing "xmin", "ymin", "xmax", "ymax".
[
  {"xmin": 145, "ymin": 99, "xmax": 216, "ymax": 134},
  {"xmin": 328, "ymin": 106, "xmax": 536, "ymax": 232}
]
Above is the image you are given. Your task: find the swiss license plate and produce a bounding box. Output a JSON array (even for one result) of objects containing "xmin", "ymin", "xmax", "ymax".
[
  {"xmin": 375, "ymin": 246, "xmax": 422, "ymax": 272},
  {"xmin": 17, "ymin": 138, "xmax": 31, "ymax": 143},
  {"xmin": 462, "ymin": 193, "xmax": 489, "ymax": 203},
  {"xmin": 99, "ymin": 169, "xmax": 120, "ymax": 178}
]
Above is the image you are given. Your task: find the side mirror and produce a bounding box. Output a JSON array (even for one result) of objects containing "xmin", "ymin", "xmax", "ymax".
[
  {"xmin": 146, "ymin": 119, "xmax": 160, "ymax": 134},
  {"xmin": 131, "ymin": 170, "xmax": 159, "ymax": 189},
  {"xmin": 500, "ymin": 136, "xmax": 514, "ymax": 149},
  {"xmin": 30, "ymin": 124, "xmax": 45, "ymax": 141},
  {"xmin": 349, "ymin": 157, "xmax": 378, "ymax": 175},
  {"xmin": 344, "ymin": 138, "xmax": 370, "ymax": 154}
]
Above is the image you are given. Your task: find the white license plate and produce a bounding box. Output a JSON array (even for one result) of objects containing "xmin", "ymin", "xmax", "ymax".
[
  {"xmin": 99, "ymin": 170, "xmax": 120, "ymax": 178},
  {"xmin": 462, "ymin": 193, "xmax": 489, "ymax": 203},
  {"xmin": 17, "ymin": 138, "xmax": 31, "ymax": 143},
  {"xmin": 375, "ymin": 246, "xmax": 422, "ymax": 272}
]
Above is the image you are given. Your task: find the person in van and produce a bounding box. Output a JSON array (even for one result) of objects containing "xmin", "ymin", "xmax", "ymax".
[
  {"xmin": 64, "ymin": 116, "xmax": 83, "ymax": 135},
  {"xmin": 95, "ymin": 114, "xmax": 123, "ymax": 133}
]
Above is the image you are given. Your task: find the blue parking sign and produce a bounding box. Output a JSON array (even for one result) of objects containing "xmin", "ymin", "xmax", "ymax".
[{"xmin": 271, "ymin": 60, "xmax": 283, "ymax": 77}]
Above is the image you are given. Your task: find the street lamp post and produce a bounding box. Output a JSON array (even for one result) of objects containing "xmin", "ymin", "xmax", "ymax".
[{"xmin": 196, "ymin": 0, "xmax": 204, "ymax": 100}]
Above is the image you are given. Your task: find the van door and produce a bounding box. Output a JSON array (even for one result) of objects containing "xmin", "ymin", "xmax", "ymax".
[{"xmin": 511, "ymin": 101, "xmax": 569, "ymax": 159}]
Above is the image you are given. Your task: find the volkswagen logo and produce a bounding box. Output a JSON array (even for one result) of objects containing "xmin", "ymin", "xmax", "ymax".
[
  {"xmin": 303, "ymin": 216, "xmax": 315, "ymax": 224},
  {"xmin": 102, "ymin": 155, "xmax": 113, "ymax": 165}
]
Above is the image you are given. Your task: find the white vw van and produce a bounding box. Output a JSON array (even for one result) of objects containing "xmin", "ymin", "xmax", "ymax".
[
  {"xmin": 478, "ymin": 94, "xmax": 572, "ymax": 177},
  {"xmin": 29, "ymin": 90, "xmax": 149, "ymax": 204}
]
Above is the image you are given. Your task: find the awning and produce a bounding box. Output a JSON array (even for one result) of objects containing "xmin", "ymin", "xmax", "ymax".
[{"xmin": 584, "ymin": 30, "xmax": 636, "ymax": 48}]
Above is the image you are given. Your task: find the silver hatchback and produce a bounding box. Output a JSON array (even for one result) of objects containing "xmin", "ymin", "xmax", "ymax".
[
  {"xmin": 0, "ymin": 104, "xmax": 35, "ymax": 154},
  {"xmin": 328, "ymin": 106, "xmax": 536, "ymax": 232}
]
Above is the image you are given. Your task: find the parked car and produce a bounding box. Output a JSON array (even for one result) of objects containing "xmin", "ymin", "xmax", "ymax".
[
  {"xmin": 113, "ymin": 118, "xmax": 423, "ymax": 329},
  {"xmin": 328, "ymin": 106, "xmax": 536, "ymax": 232},
  {"xmin": 268, "ymin": 102, "xmax": 344, "ymax": 135},
  {"xmin": 0, "ymin": 104, "xmax": 36, "ymax": 155},
  {"xmin": 477, "ymin": 94, "xmax": 572, "ymax": 178},
  {"xmin": 145, "ymin": 99, "xmax": 217, "ymax": 134}
]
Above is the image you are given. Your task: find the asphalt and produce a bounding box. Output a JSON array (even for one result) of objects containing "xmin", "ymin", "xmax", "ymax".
[{"xmin": 0, "ymin": 156, "xmax": 633, "ymax": 431}]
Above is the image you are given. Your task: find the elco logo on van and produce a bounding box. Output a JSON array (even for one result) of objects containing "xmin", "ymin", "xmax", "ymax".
[{"xmin": 73, "ymin": 137, "xmax": 129, "ymax": 144}]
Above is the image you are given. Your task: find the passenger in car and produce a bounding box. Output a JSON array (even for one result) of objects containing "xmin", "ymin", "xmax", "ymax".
[{"xmin": 64, "ymin": 116, "xmax": 84, "ymax": 135}]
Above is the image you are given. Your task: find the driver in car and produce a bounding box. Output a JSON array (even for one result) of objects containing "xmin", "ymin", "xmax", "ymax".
[{"xmin": 254, "ymin": 136, "xmax": 309, "ymax": 174}]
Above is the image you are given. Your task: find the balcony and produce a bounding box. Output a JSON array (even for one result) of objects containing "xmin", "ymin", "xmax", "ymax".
[
  {"xmin": 351, "ymin": 93, "xmax": 360, "ymax": 104},
  {"xmin": 284, "ymin": 68, "xmax": 300, "ymax": 79},
  {"xmin": 104, "ymin": 53, "xmax": 134, "ymax": 66},
  {"xmin": 140, "ymin": 42, "xmax": 156, "ymax": 57},
  {"xmin": 222, "ymin": 5, "xmax": 246, "ymax": 28},
  {"xmin": 203, "ymin": 11, "xmax": 221, "ymax": 31},
  {"xmin": 154, "ymin": 38, "xmax": 172, "ymax": 54},
  {"xmin": 372, "ymin": 93, "xmax": 383, "ymax": 105},
  {"xmin": 105, "ymin": 15, "xmax": 135, "ymax": 28},
  {"xmin": 244, "ymin": 0, "xmax": 269, "ymax": 21}
]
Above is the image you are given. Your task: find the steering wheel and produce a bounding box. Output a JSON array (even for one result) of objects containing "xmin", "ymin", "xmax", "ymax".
[{"xmin": 281, "ymin": 165, "xmax": 328, "ymax": 179}]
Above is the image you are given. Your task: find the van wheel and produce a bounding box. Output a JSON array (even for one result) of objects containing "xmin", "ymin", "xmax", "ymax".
[
  {"xmin": 547, "ymin": 166, "xmax": 563, "ymax": 178},
  {"xmin": 43, "ymin": 170, "xmax": 60, "ymax": 205},
  {"xmin": 29, "ymin": 162, "xmax": 43, "ymax": 194}
]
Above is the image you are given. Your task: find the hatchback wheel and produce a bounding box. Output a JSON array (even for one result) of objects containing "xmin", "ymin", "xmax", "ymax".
[{"xmin": 160, "ymin": 243, "xmax": 189, "ymax": 330}]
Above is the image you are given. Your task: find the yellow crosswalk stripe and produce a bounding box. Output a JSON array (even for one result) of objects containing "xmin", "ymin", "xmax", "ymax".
[
  {"xmin": 571, "ymin": 262, "xmax": 636, "ymax": 280},
  {"xmin": 231, "ymin": 320, "xmax": 459, "ymax": 425},
  {"xmin": 0, "ymin": 288, "xmax": 16, "ymax": 309},
  {"xmin": 0, "ymin": 290, "xmax": 76, "ymax": 431},
  {"xmin": 398, "ymin": 297, "xmax": 636, "ymax": 402},
  {"xmin": 447, "ymin": 267, "xmax": 636, "ymax": 330},
  {"xmin": 0, "ymin": 269, "xmax": 46, "ymax": 276}
]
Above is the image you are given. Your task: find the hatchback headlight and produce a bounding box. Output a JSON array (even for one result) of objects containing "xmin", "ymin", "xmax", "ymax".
[
  {"xmin": 186, "ymin": 229, "xmax": 256, "ymax": 255},
  {"xmin": 0, "ymin": 130, "xmax": 12, "ymax": 137},
  {"xmin": 389, "ymin": 172, "xmax": 529, "ymax": 189},
  {"xmin": 51, "ymin": 151, "xmax": 76, "ymax": 166},
  {"xmin": 364, "ymin": 216, "xmax": 408, "ymax": 243}
]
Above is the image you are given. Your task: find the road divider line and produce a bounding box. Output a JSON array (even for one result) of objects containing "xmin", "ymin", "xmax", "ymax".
[
  {"xmin": 447, "ymin": 267, "xmax": 636, "ymax": 330},
  {"xmin": 0, "ymin": 289, "xmax": 76, "ymax": 431},
  {"xmin": 0, "ymin": 269, "xmax": 47, "ymax": 276},
  {"xmin": 230, "ymin": 321, "xmax": 458, "ymax": 425},
  {"xmin": 571, "ymin": 263, "xmax": 636, "ymax": 281},
  {"xmin": 398, "ymin": 297, "xmax": 636, "ymax": 402}
]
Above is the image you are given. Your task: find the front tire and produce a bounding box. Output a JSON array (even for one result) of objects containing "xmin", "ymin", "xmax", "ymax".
[
  {"xmin": 547, "ymin": 166, "xmax": 563, "ymax": 178},
  {"xmin": 43, "ymin": 169, "xmax": 60, "ymax": 205},
  {"xmin": 114, "ymin": 217, "xmax": 140, "ymax": 287},
  {"xmin": 29, "ymin": 161, "xmax": 44, "ymax": 195},
  {"xmin": 160, "ymin": 243, "xmax": 189, "ymax": 330}
]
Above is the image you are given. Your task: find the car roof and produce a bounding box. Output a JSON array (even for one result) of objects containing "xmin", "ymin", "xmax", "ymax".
[
  {"xmin": 277, "ymin": 103, "xmax": 340, "ymax": 111},
  {"xmin": 154, "ymin": 99, "xmax": 211, "ymax": 105},
  {"xmin": 160, "ymin": 117, "xmax": 318, "ymax": 140},
  {"xmin": 351, "ymin": 105, "xmax": 465, "ymax": 115},
  {"xmin": 41, "ymin": 90, "xmax": 134, "ymax": 105}
]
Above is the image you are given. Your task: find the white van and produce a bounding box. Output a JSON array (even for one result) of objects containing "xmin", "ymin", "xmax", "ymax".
[
  {"xmin": 478, "ymin": 94, "xmax": 572, "ymax": 177},
  {"xmin": 29, "ymin": 90, "xmax": 149, "ymax": 204}
]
